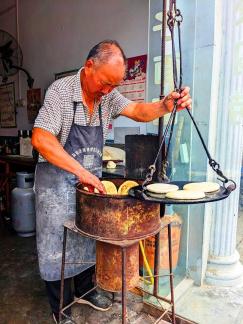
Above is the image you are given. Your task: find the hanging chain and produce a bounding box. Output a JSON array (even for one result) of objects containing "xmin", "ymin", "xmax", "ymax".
[
  {"xmin": 162, "ymin": 0, "xmax": 183, "ymax": 175},
  {"xmin": 143, "ymin": 0, "xmax": 236, "ymax": 191},
  {"xmin": 143, "ymin": 102, "xmax": 178, "ymax": 188},
  {"xmin": 142, "ymin": 0, "xmax": 180, "ymax": 188}
]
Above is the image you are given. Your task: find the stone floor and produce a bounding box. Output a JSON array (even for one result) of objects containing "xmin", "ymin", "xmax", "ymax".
[
  {"xmin": 0, "ymin": 210, "xmax": 242, "ymax": 324},
  {"xmin": 176, "ymin": 210, "xmax": 243, "ymax": 324},
  {"xmin": 0, "ymin": 220, "xmax": 156, "ymax": 324},
  {"xmin": 176, "ymin": 281, "xmax": 243, "ymax": 324}
]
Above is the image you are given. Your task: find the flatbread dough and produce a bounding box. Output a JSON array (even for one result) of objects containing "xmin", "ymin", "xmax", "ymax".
[
  {"xmin": 165, "ymin": 190, "xmax": 205, "ymax": 200},
  {"xmin": 118, "ymin": 180, "xmax": 139, "ymax": 195},
  {"xmin": 106, "ymin": 161, "xmax": 117, "ymax": 169},
  {"xmin": 101, "ymin": 180, "xmax": 118, "ymax": 195},
  {"xmin": 146, "ymin": 183, "xmax": 179, "ymax": 194},
  {"xmin": 183, "ymin": 182, "xmax": 220, "ymax": 193}
]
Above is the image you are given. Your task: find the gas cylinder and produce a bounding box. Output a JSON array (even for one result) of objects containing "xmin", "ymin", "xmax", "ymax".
[{"xmin": 11, "ymin": 172, "xmax": 35, "ymax": 237}]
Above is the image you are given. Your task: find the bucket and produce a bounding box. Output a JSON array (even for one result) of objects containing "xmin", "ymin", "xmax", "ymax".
[
  {"xmin": 139, "ymin": 213, "xmax": 182, "ymax": 271},
  {"xmin": 96, "ymin": 241, "xmax": 139, "ymax": 292},
  {"xmin": 76, "ymin": 178, "xmax": 161, "ymax": 241}
]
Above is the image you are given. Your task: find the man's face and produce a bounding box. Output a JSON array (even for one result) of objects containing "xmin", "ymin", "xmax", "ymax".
[{"xmin": 84, "ymin": 58, "xmax": 126, "ymax": 100}]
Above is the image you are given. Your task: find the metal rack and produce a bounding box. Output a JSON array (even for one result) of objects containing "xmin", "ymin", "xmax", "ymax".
[
  {"xmin": 59, "ymin": 170, "xmax": 235, "ymax": 323},
  {"xmin": 59, "ymin": 215, "xmax": 181, "ymax": 324}
]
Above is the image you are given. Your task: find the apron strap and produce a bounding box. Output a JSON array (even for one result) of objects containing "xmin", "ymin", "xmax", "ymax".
[
  {"xmin": 72, "ymin": 102, "xmax": 78, "ymax": 124},
  {"xmin": 98, "ymin": 104, "xmax": 103, "ymax": 128},
  {"xmin": 72, "ymin": 102, "xmax": 103, "ymax": 127}
]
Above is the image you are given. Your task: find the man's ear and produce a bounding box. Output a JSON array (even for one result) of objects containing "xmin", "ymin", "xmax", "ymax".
[{"xmin": 85, "ymin": 59, "xmax": 94, "ymax": 69}]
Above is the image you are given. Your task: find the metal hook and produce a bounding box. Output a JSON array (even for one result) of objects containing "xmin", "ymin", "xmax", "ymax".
[
  {"xmin": 216, "ymin": 169, "xmax": 229, "ymax": 184},
  {"xmin": 175, "ymin": 9, "xmax": 183, "ymax": 23},
  {"xmin": 224, "ymin": 179, "xmax": 237, "ymax": 193},
  {"xmin": 142, "ymin": 164, "xmax": 156, "ymax": 189}
]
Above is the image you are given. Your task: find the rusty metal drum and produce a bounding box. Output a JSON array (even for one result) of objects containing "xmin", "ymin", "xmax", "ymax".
[
  {"xmin": 96, "ymin": 241, "xmax": 139, "ymax": 292},
  {"xmin": 76, "ymin": 178, "xmax": 161, "ymax": 242}
]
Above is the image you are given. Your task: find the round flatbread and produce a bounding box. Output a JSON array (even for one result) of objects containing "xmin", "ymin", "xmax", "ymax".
[
  {"xmin": 146, "ymin": 183, "xmax": 179, "ymax": 194},
  {"xmin": 101, "ymin": 180, "xmax": 118, "ymax": 195},
  {"xmin": 146, "ymin": 191, "xmax": 168, "ymax": 198},
  {"xmin": 183, "ymin": 182, "xmax": 220, "ymax": 193},
  {"xmin": 165, "ymin": 190, "xmax": 205, "ymax": 200},
  {"xmin": 118, "ymin": 180, "xmax": 139, "ymax": 195}
]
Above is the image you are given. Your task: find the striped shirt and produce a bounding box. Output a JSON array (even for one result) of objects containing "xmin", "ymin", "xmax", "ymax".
[{"xmin": 34, "ymin": 68, "xmax": 131, "ymax": 162}]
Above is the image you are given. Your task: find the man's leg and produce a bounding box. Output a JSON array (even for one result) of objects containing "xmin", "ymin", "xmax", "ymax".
[
  {"xmin": 74, "ymin": 265, "xmax": 95, "ymax": 297},
  {"xmin": 74, "ymin": 266, "xmax": 112, "ymax": 312},
  {"xmin": 45, "ymin": 278, "xmax": 72, "ymax": 321}
]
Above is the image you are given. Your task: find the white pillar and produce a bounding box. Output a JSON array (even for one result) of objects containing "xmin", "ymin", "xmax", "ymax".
[{"xmin": 205, "ymin": 0, "xmax": 243, "ymax": 286}]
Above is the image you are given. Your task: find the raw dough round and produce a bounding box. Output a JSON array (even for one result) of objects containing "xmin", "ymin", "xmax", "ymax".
[
  {"xmin": 106, "ymin": 161, "xmax": 117, "ymax": 169},
  {"xmin": 165, "ymin": 190, "xmax": 205, "ymax": 200},
  {"xmin": 183, "ymin": 182, "xmax": 220, "ymax": 193},
  {"xmin": 146, "ymin": 183, "xmax": 179, "ymax": 194}
]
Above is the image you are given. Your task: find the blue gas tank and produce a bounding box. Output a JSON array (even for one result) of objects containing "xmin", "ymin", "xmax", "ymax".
[{"xmin": 11, "ymin": 172, "xmax": 35, "ymax": 237}]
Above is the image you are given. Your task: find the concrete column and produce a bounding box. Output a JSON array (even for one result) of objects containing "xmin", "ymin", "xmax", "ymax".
[{"xmin": 205, "ymin": 0, "xmax": 243, "ymax": 286}]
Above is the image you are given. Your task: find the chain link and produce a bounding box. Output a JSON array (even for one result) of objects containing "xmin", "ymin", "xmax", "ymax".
[{"xmin": 142, "ymin": 164, "xmax": 156, "ymax": 189}]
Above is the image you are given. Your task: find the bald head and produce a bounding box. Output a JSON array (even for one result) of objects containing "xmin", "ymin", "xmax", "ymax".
[
  {"xmin": 86, "ymin": 40, "xmax": 127, "ymax": 68},
  {"xmin": 82, "ymin": 40, "xmax": 127, "ymax": 100}
]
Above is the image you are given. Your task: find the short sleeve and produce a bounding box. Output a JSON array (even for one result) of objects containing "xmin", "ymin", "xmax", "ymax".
[
  {"xmin": 34, "ymin": 88, "xmax": 63, "ymax": 136},
  {"xmin": 109, "ymin": 89, "xmax": 132, "ymax": 119}
]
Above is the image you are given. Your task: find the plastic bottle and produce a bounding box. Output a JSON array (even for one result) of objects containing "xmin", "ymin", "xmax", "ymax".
[
  {"xmin": 20, "ymin": 130, "xmax": 33, "ymax": 157},
  {"xmin": 25, "ymin": 131, "xmax": 33, "ymax": 157},
  {"xmin": 19, "ymin": 130, "xmax": 24, "ymax": 156}
]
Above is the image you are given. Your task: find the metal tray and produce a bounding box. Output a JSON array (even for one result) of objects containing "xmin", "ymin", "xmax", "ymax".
[{"xmin": 129, "ymin": 181, "xmax": 233, "ymax": 205}]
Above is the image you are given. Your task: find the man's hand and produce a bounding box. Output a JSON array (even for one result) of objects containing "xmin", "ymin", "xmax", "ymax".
[
  {"xmin": 77, "ymin": 168, "xmax": 106, "ymax": 194},
  {"xmin": 163, "ymin": 86, "xmax": 192, "ymax": 113}
]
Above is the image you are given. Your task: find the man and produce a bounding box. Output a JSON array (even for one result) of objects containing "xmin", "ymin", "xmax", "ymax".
[{"xmin": 32, "ymin": 40, "xmax": 192, "ymax": 322}]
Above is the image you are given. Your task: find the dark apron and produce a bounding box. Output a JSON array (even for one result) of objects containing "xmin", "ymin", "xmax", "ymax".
[{"xmin": 35, "ymin": 103, "xmax": 103, "ymax": 281}]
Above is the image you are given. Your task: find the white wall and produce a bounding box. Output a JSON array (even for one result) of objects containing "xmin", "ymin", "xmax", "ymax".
[{"xmin": 0, "ymin": 0, "xmax": 149, "ymax": 135}]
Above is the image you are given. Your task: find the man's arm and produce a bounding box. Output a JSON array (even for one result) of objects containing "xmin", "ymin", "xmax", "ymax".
[
  {"xmin": 120, "ymin": 87, "xmax": 192, "ymax": 122},
  {"xmin": 32, "ymin": 128, "xmax": 105, "ymax": 193}
]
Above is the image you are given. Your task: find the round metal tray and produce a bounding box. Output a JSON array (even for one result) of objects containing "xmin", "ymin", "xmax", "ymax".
[{"xmin": 129, "ymin": 181, "xmax": 233, "ymax": 205}]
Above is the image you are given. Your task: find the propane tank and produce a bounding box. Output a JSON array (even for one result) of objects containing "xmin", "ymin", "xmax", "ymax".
[{"xmin": 11, "ymin": 172, "xmax": 35, "ymax": 237}]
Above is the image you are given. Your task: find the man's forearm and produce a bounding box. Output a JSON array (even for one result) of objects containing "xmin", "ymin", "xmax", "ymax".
[
  {"xmin": 120, "ymin": 100, "xmax": 168, "ymax": 122},
  {"xmin": 32, "ymin": 128, "xmax": 85, "ymax": 178},
  {"xmin": 133, "ymin": 101, "xmax": 168, "ymax": 122}
]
